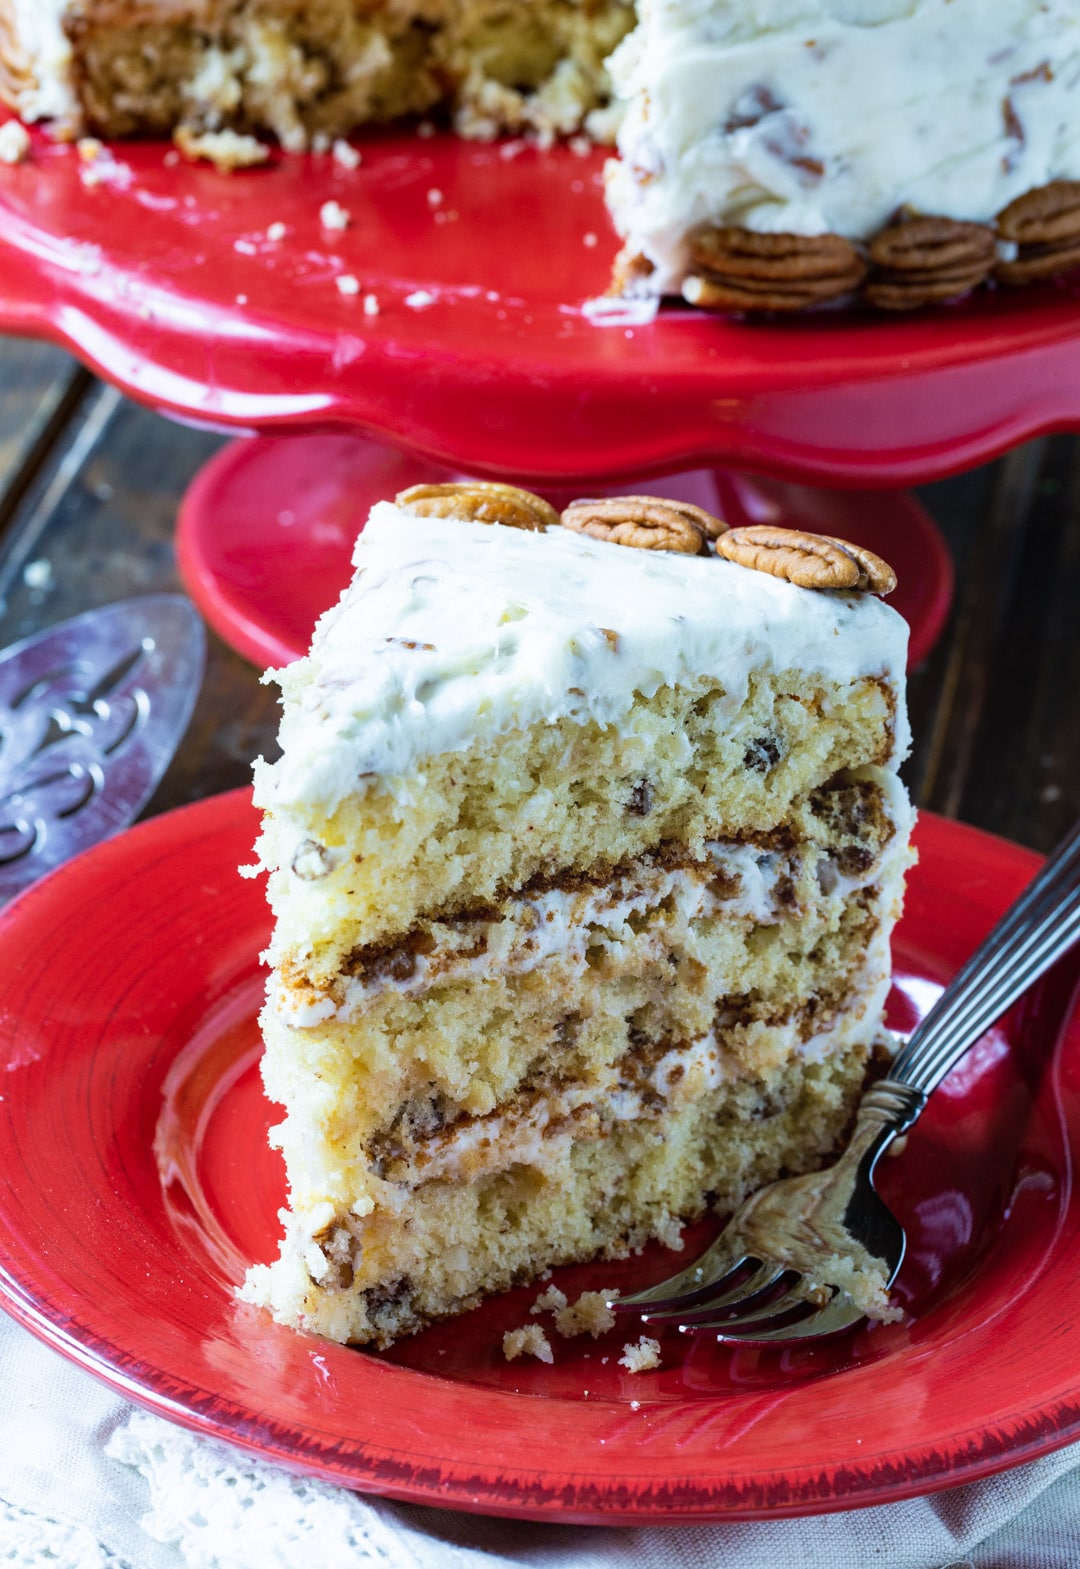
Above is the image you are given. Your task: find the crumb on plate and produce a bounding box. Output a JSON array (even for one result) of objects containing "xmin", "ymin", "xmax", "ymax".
[
  {"xmin": 554, "ymin": 1289, "xmax": 619, "ymax": 1339},
  {"xmin": 0, "ymin": 121, "xmax": 31, "ymax": 164},
  {"xmin": 619, "ymin": 1336, "xmax": 661, "ymax": 1373},
  {"xmin": 503, "ymin": 1324, "xmax": 553, "ymax": 1364},
  {"xmin": 174, "ymin": 127, "xmax": 270, "ymax": 171},
  {"xmin": 531, "ymin": 1285, "xmax": 568, "ymax": 1316}
]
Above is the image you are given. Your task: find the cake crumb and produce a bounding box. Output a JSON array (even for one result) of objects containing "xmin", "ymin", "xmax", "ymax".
[
  {"xmin": 619, "ymin": 1336, "xmax": 662, "ymax": 1373},
  {"xmin": 530, "ymin": 1285, "xmax": 567, "ymax": 1316},
  {"xmin": 266, "ymin": 221, "xmax": 287, "ymax": 242},
  {"xmin": 332, "ymin": 138, "xmax": 362, "ymax": 170},
  {"xmin": 629, "ymin": 1399, "xmax": 641, "ymax": 1411},
  {"xmin": 554, "ymin": 1289, "xmax": 618, "ymax": 1339},
  {"xmin": 320, "ymin": 199, "xmax": 351, "ymax": 231},
  {"xmin": 336, "ymin": 274, "xmax": 361, "ymax": 297},
  {"xmin": 583, "ymin": 231, "xmax": 598, "ymax": 248},
  {"xmin": 174, "ymin": 127, "xmax": 269, "ymax": 171},
  {"xmin": 311, "ymin": 132, "xmax": 331, "ymax": 155},
  {"xmin": 426, "ymin": 187, "xmax": 444, "ymax": 208},
  {"xmin": 503, "ymin": 1325, "xmax": 553, "ymax": 1364},
  {"xmin": 362, "ymin": 293, "xmax": 380, "ymax": 317},
  {"xmin": 569, "ymin": 135, "xmax": 592, "ymax": 158},
  {"xmin": 0, "ymin": 121, "xmax": 30, "ymax": 165}
]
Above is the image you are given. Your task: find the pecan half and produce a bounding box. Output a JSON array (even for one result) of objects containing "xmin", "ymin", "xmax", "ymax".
[
  {"xmin": 997, "ymin": 181, "xmax": 1080, "ymax": 246},
  {"xmin": 864, "ymin": 214, "xmax": 995, "ymax": 310},
  {"xmin": 715, "ymin": 526, "xmax": 896, "ymax": 594},
  {"xmin": 684, "ymin": 228, "xmax": 866, "ymax": 313},
  {"xmin": 995, "ymin": 180, "xmax": 1080, "ymax": 285},
  {"xmin": 396, "ymin": 482, "xmax": 559, "ymax": 531},
  {"xmin": 560, "ymin": 495, "xmax": 724, "ymax": 553},
  {"xmin": 821, "ymin": 536, "xmax": 897, "ymax": 595}
]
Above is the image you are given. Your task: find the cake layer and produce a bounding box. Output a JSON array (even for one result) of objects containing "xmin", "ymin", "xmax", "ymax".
[
  {"xmin": 607, "ymin": 0, "xmax": 1080, "ymax": 298},
  {"xmin": 252, "ymin": 507, "xmax": 907, "ymax": 976},
  {"xmin": 3, "ymin": 0, "xmax": 633, "ymax": 144},
  {"xmin": 241, "ymin": 1036, "xmax": 875, "ymax": 1344}
]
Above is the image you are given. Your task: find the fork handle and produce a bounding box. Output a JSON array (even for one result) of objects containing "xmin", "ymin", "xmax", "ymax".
[{"xmin": 883, "ymin": 817, "xmax": 1080, "ymax": 1110}]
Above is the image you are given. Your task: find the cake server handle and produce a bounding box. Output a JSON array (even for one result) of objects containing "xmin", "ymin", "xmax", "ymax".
[
  {"xmin": 863, "ymin": 818, "xmax": 1080, "ymax": 1139},
  {"xmin": 0, "ymin": 596, "xmax": 205, "ymax": 907}
]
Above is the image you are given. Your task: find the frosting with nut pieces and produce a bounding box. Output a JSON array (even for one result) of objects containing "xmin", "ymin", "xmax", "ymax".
[
  {"xmin": 607, "ymin": 0, "xmax": 1080, "ymax": 308},
  {"xmin": 263, "ymin": 501, "xmax": 909, "ymax": 807}
]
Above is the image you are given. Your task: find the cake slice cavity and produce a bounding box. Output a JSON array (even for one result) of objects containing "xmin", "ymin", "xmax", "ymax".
[
  {"xmin": 2, "ymin": 0, "xmax": 635, "ymax": 146},
  {"xmin": 242, "ymin": 498, "xmax": 913, "ymax": 1346}
]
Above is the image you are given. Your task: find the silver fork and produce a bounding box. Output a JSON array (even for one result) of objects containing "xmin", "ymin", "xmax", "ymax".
[{"xmin": 611, "ymin": 818, "xmax": 1080, "ymax": 1344}]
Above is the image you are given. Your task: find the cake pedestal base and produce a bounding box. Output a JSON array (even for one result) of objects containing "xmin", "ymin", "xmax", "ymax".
[{"xmin": 177, "ymin": 433, "xmax": 954, "ymax": 669}]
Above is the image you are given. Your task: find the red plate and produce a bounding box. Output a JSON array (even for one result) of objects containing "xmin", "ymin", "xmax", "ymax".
[
  {"xmin": 1, "ymin": 122, "xmax": 1079, "ymax": 485},
  {"xmin": 176, "ymin": 433, "xmax": 954, "ymax": 668},
  {"xmin": 0, "ymin": 794, "xmax": 1077, "ymax": 1520}
]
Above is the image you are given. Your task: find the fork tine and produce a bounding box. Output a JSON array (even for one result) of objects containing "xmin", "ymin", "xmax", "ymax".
[
  {"xmin": 612, "ymin": 1247, "xmax": 754, "ymax": 1312},
  {"xmin": 689, "ymin": 1291, "xmax": 868, "ymax": 1345},
  {"xmin": 641, "ymin": 1262, "xmax": 795, "ymax": 1325},
  {"xmin": 677, "ymin": 1285, "xmax": 819, "ymax": 1336}
]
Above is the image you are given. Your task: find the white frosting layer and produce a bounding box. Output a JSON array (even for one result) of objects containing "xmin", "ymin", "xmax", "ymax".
[
  {"xmin": 261, "ymin": 505, "xmax": 909, "ymax": 813},
  {"xmin": 6, "ymin": 1, "xmax": 76, "ymax": 121},
  {"xmin": 606, "ymin": 0, "xmax": 1080, "ymax": 291}
]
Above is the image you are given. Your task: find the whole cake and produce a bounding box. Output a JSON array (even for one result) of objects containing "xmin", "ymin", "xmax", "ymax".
[
  {"xmin": 241, "ymin": 483, "xmax": 914, "ymax": 1346},
  {"xmin": 3, "ymin": 0, "xmax": 1080, "ymax": 310}
]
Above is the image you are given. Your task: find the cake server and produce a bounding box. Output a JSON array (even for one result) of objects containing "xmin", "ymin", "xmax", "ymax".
[
  {"xmin": 0, "ymin": 595, "xmax": 205, "ymax": 907},
  {"xmin": 612, "ymin": 817, "xmax": 1080, "ymax": 1342}
]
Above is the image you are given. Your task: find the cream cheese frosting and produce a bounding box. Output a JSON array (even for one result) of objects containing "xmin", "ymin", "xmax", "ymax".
[
  {"xmin": 606, "ymin": 0, "xmax": 1080, "ymax": 292},
  {"xmin": 259, "ymin": 504, "xmax": 909, "ymax": 813},
  {"xmin": 3, "ymin": 1, "xmax": 76, "ymax": 122}
]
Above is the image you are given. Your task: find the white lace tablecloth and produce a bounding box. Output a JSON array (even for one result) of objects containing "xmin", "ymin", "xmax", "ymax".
[{"xmin": 2, "ymin": 1309, "xmax": 1077, "ymax": 1569}]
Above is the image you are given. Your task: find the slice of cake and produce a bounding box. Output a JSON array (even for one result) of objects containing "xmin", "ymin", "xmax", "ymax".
[
  {"xmin": 240, "ymin": 483, "xmax": 914, "ymax": 1346},
  {"xmin": 607, "ymin": 0, "xmax": 1080, "ymax": 309}
]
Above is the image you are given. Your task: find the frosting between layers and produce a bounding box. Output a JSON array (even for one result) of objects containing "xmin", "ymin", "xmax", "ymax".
[
  {"xmin": 260, "ymin": 506, "xmax": 909, "ymax": 813},
  {"xmin": 292, "ymin": 938, "xmax": 890, "ymax": 1212},
  {"xmin": 272, "ymin": 838, "xmax": 807, "ymax": 1025},
  {"xmin": 606, "ymin": 0, "xmax": 1080, "ymax": 290},
  {"xmin": 272, "ymin": 764, "xmax": 912, "ymax": 1026}
]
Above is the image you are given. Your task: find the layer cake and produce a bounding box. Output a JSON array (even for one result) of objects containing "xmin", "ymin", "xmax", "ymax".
[{"xmin": 241, "ymin": 486, "xmax": 914, "ymax": 1345}]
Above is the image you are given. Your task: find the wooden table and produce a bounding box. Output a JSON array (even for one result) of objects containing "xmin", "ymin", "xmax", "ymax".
[{"xmin": 0, "ymin": 334, "xmax": 1076, "ymax": 853}]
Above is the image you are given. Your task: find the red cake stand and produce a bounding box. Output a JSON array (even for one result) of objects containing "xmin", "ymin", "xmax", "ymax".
[{"xmin": 3, "ymin": 119, "xmax": 1078, "ymax": 659}]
